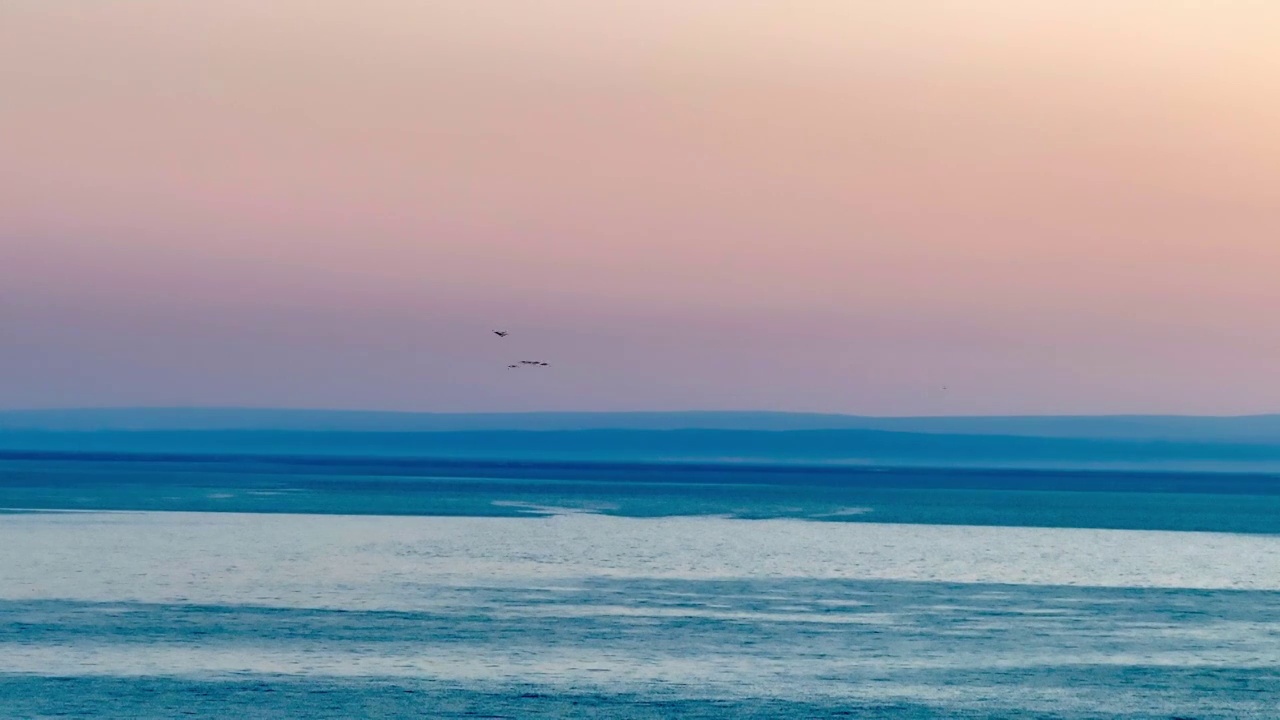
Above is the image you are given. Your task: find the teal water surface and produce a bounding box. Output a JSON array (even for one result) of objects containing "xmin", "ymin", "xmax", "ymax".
[{"xmin": 3, "ymin": 454, "xmax": 1279, "ymax": 718}]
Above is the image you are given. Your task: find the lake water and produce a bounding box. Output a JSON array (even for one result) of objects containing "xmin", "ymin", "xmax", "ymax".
[{"xmin": 2, "ymin": 456, "xmax": 1279, "ymax": 718}]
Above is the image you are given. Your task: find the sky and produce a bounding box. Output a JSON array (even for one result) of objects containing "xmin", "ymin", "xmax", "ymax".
[{"xmin": 3, "ymin": 1, "xmax": 1280, "ymax": 415}]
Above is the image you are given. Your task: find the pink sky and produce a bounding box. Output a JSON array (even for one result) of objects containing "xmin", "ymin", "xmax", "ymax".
[{"xmin": 3, "ymin": 1, "xmax": 1279, "ymax": 414}]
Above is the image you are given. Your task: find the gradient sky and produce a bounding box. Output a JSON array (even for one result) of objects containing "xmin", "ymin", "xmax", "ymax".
[{"xmin": 3, "ymin": 1, "xmax": 1280, "ymax": 415}]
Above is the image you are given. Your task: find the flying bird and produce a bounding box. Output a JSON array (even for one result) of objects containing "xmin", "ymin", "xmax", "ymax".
[
  {"xmin": 507, "ymin": 364, "xmax": 519, "ymax": 368},
  {"xmin": 493, "ymin": 331, "xmax": 508, "ymax": 337}
]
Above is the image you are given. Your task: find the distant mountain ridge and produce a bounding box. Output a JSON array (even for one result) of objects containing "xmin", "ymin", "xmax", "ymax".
[
  {"xmin": 4, "ymin": 407, "xmax": 1280, "ymax": 443},
  {"xmin": 3, "ymin": 427, "xmax": 1280, "ymax": 474}
]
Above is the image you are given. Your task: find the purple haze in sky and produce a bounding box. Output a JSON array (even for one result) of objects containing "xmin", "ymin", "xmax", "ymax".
[{"xmin": 3, "ymin": 2, "xmax": 1280, "ymax": 414}]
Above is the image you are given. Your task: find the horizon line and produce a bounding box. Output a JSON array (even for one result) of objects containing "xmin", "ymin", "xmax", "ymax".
[{"xmin": 2, "ymin": 406, "xmax": 1279, "ymax": 420}]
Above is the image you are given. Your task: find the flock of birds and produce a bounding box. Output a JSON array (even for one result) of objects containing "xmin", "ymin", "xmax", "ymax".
[
  {"xmin": 493, "ymin": 331, "xmax": 549, "ymax": 369},
  {"xmin": 494, "ymin": 328, "xmax": 947, "ymax": 393}
]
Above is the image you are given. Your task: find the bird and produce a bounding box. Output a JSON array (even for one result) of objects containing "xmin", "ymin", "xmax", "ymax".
[
  {"xmin": 539, "ymin": 362, "xmax": 549, "ymax": 366},
  {"xmin": 493, "ymin": 331, "xmax": 508, "ymax": 337},
  {"xmin": 507, "ymin": 364, "xmax": 519, "ymax": 368},
  {"xmin": 520, "ymin": 360, "xmax": 540, "ymax": 365}
]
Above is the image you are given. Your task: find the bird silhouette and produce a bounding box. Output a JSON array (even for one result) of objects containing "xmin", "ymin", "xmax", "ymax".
[{"xmin": 494, "ymin": 331, "xmax": 508, "ymax": 337}]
